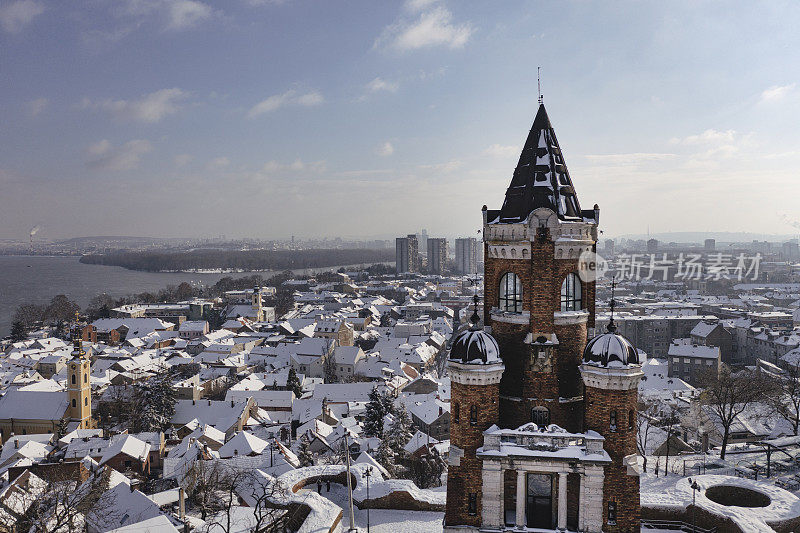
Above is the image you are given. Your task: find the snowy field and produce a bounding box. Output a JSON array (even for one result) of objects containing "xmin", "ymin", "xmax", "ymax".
[{"xmin": 300, "ymin": 484, "xmax": 444, "ymax": 533}]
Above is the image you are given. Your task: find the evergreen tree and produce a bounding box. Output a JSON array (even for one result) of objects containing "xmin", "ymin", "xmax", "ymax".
[
  {"xmin": 10, "ymin": 321, "xmax": 27, "ymax": 342},
  {"xmin": 364, "ymin": 387, "xmax": 388, "ymax": 438},
  {"xmin": 375, "ymin": 438, "xmax": 395, "ymax": 477},
  {"xmin": 386, "ymin": 403, "xmax": 413, "ymax": 456},
  {"xmin": 297, "ymin": 434, "xmax": 314, "ymax": 467},
  {"xmin": 133, "ymin": 371, "xmax": 176, "ymax": 432},
  {"xmin": 410, "ymin": 447, "xmax": 446, "ymax": 489},
  {"xmin": 287, "ymin": 367, "xmax": 303, "ymax": 398}
]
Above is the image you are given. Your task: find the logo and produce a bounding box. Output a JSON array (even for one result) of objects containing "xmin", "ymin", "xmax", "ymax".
[{"xmin": 578, "ymin": 251, "xmax": 608, "ymax": 283}]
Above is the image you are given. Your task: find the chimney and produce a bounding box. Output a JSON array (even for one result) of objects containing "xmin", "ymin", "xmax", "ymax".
[
  {"xmin": 14, "ymin": 439, "xmax": 18, "ymax": 449},
  {"xmin": 130, "ymin": 479, "xmax": 139, "ymax": 493},
  {"xmin": 439, "ymin": 406, "xmax": 443, "ymax": 416},
  {"xmin": 179, "ymin": 487, "xmax": 186, "ymax": 521},
  {"xmin": 208, "ymin": 399, "xmax": 211, "ymax": 406},
  {"xmin": 231, "ymin": 400, "xmax": 235, "ymax": 407}
]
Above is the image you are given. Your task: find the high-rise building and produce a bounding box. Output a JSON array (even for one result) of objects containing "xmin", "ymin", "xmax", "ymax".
[
  {"xmin": 646, "ymin": 238, "xmax": 659, "ymax": 253},
  {"xmin": 427, "ymin": 237, "xmax": 448, "ymax": 274},
  {"xmin": 395, "ymin": 234, "xmax": 419, "ymax": 273},
  {"xmin": 455, "ymin": 237, "xmax": 479, "ymax": 275},
  {"xmin": 704, "ymin": 238, "xmax": 716, "ymax": 251},
  {"xmin": 445, "ymin": 103, "xmax": 642, "ymax": 533},
  {"xmin": 418, "ymin": 229, "xmax": 429, "ymax": 253}
]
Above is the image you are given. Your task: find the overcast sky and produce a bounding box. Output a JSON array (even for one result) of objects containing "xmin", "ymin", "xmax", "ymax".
[{"xmin": 2, "ymin": 0, "xmax": 800, "ymax": 241}]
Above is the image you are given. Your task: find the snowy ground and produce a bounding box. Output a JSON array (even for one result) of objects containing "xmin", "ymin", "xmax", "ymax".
[{"xmin": 300, "ymin": 484, "xmax": 444, "ymax": 533}]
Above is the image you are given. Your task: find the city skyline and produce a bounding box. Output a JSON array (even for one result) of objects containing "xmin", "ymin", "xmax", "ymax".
[{"xmin": 3, "ymin": 1, "xmax": 800, "ymax": 241}]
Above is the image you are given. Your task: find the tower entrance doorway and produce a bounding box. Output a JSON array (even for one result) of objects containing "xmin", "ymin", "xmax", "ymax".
[{"xmin": 526, "ymin": 473, "xmax": 553, "ymax": 529}]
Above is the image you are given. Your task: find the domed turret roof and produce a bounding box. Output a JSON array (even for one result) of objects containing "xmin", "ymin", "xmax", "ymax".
[
  {"xmin": 449, "ymin": 297, "xmax": 501, "ymax": 365},
  {"xmin": 583, "ymin": 328, "xmax": 639, "ymax": 367}
]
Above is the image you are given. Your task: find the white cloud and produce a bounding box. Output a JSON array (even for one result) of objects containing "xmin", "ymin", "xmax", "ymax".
[
  {"xmin": 247, "ymin": 89, "xmax": 324, "ymax": 119},
  {"xmin": 261, "ymin": 159, "xmax": 326, "ymax": 175},
  {"xmin": 26, "ymin": 97, "xmax": 48, "ymax": 116},
  {"xmin": 166, "ymin": 0, "xmax": 212, "ymax": 30},
  {"xmin": 0, "ymin": 0, "xmax": 44, "ymax": 33},
  {"xmin": 670, "ymin": 129, "xmax": 736, "ymax": 146},
  {"xmin": 377, "ymin": 142, "xmax": 394, "ymax": 156},
  {"xmin": 86, "ymin": 139, "xmax": 152, "ymax": 172},
  {"xmin": 174, "ymin": 154, "xmax": 193, "ymax": 167},
  {"xmin": 119, "ymin": 0, "xmax": 212, "ymax": 32},
  {"xmin": 207, "ymin": 156, "xmax": 230, "ymax": 170},
  {"xmin": 484, "ymin": 144, "xmax": 519, "ymax": 157},
  {"xmin": 420, "ymin": 159, "xmax": 463, "ymax": 173},
  {"xmin": 378, "ymin": 6, "xmax": 473, "ymax": 51},
  {"xmin": 87, "ymin": 139, "xmax": 112, "ymax": 157},
  {"xmin": 366, "ymin": 77, "xmax": 399, "ymax": 93},
  {"xmin": 404, "ymin": 0, "xmax": 440, "ymax": 13},
  {"xmin": 759, "ymin": 83, "xmax": 796, "ymax": 103},
  {"xmin": 585, "ymin": 153, "xmax": 677, "ymax": 165},
  {"xmin": 82, "ymin": 88, "xmax": 188, "ymax": 123}
]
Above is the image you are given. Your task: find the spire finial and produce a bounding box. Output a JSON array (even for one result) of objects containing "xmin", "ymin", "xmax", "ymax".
[
  {"xmin": 469, "ymin": 273, "xmax": 481, "ymax": 328},
  {"xmin": 607, "ymin": 276, "xmax": 617, "ymax": 332},
  {"xmin": 537, "ymin": 66, "xmax": 543, "ymax": 105}
]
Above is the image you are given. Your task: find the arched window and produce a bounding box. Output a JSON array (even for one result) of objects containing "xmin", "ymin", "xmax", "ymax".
[
  {"xmin": 629, "ymin": 409, "xmax": 635, "ymax": 430},
  {"xmin": 610, "ymin": 410, "xmax": 618, "ymax": 432},
  {"xmin": 469, "ymin": 405, "xmax": 478, "ymax": 426},
  {"xmin": 531, "ymin": 406, "xmax": 550, "ymax": 427},
  {"xmin": 499, "ymin": 273, "xmax": 523, "ymax": 313},
  {"xmin": 84, "ymin": 374, "xmax": 88, "ymax": 383},
  {"xmin": 71, "ymin": 374, "xmax": 76, "ymax": 384},
  {"xmin": 84, "ymin": 397, "xmax": 88, "ymax": 406},
  {"xmin": 453, "ymin": 403, "xmax": 460, "ymax": 424},
  {"xmin": 560, "ymin": 273, "xmax": 582, "ymax": 311},
  {"xmin": 72, "ymin": 399, "xmax": 77, "ymax": 408}
]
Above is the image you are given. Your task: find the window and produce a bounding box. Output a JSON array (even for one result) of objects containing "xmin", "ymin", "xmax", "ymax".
[
  {"xmin": 468, "ymin": 493, "xmax": 477, "ymax": 515},
  {"xmin": 85, "ymin": 397, "xmax": 88, "ymax": 406},
  {"xmin": 560, "ymin": 273, "xmax": 582, "ymax": 311},
  {"xmin": 71, "ymin": 374, "xmax": 76, "ymax": 384},
  {"xmin": 499, "ymin": 272, "xmax": 523, "ymax": 313},
  {"xmin": 453, "ymin": 403, "xmax": 460, "ymax": 424},
  {"xmin": 629, "ymin": 410, "xmax": 635, "ymax": 430},
  {"xmin": 531, "ymin": 406, "xmax": 550, "ymax": 427},
  {"xmin": 84, "ymin": 374, "xmax": 87, "ymax": 383},
  {"xmin": 610, "ymin": 410, "xmax": 618, "ymax": 432},
  {"xmin": 608, "ymin": 501, "xmax": 617, "ymax": 525},
  {"xmin": 72, "ymin": 399, "xmax": 77, "ymax": 408},
  {"xmin": 470, "ymin": 405, "xmax": 478, "ymax": 426}
]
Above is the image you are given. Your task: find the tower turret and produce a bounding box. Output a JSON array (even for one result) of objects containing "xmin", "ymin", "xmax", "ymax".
[
  {"xmin": 444, "ymin": 297, "xmax": 504, "ymax": 530},
  {"xmin": 580, "ymin": 289, "xmax": 643, "ymax": 532}
]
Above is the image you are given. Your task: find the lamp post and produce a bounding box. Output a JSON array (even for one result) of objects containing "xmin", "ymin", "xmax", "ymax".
[
  {"xmin": 688, "ymin": 477, "xmax": 700, "ymax": 532},
  {"xmin": 364, "ymin": 466, "xmax": 373, "ymax": 533}
]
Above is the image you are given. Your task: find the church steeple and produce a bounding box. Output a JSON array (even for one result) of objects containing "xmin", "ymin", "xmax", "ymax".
[
  {"xmin": 497, "ymin": 104, "xmax": 583, "ymax": 223},
  {"xmin": 67, "ymin": 315, "xmax": 92, "ymax": 428}
]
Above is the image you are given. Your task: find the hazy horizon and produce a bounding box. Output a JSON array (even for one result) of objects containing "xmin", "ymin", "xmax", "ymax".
[{"xmin": 3, "ymin": 1, "xmax": 800, "ymax": 241}]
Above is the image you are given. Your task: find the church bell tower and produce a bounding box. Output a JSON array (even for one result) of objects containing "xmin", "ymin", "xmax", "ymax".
[{"xmin": 67, "ymin": 319, "xmax": 92, "ymax": 429}]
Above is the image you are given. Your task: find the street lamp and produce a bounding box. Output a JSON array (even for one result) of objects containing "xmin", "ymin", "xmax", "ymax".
[
  {"xmin": 688, "ymin": 477, "xmax": 701, "ymax": 532},
  {"xmin": 364, "ymin": 466, "xmax": 373, "ymax": 533}
]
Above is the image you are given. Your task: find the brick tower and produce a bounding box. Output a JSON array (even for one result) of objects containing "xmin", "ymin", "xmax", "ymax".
[
  {"xmin": 482, "ymin": 103, "xmax": 599, "ymax": 432},
  {"xmin": 444, "ymin": 299, "xmax": 504, "ymax": 530},
  {"xmin": 581, "ymin": 309, "xmax": 643, "ymax": 533}
]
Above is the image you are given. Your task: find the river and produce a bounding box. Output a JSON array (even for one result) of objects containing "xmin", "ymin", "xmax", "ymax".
[{"xmin": 0, "ymin": 255, "xmax": 391, "ymax": 336}]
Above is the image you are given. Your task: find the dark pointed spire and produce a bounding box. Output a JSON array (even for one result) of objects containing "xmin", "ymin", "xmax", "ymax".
[{"xmin": 496, "ymin": 103, "xmax": 582, "ymax": 224}]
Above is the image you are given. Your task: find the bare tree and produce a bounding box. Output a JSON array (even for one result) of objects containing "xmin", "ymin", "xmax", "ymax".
[
  {"xmin": 8, "ymin": 466, "xmax": 120, "ymax": 533},
  {"xmin": 699, "ymin": 365, "xmax": 774, "ymax": 459},
  {"xmin": 635, "ymin": 398, "xmax": 660, "ymax": 473},
  {"xmin": 191, "ymin": 462, "xmax": 288, "ymax": 533},
  {"xmin": 322, "ymin": 338, "xmax": 337, "ymax": 384},
  {"xmin": 766, "ymin": 362, "xmax": 800, "ymax": 436}
]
